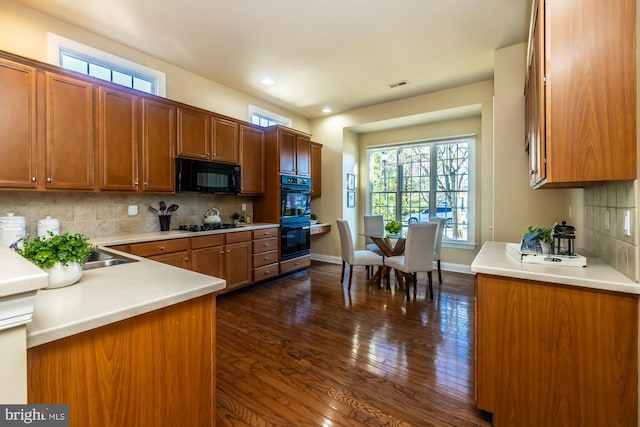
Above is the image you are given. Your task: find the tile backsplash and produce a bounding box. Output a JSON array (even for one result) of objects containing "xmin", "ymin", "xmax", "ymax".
[
  {"xmin": 0, "ymin": 191, "xmax": 254, "ymax": 239},
  {"xmin": 583, "ymin": 181, "xmax": 637, "ymax": 281}
]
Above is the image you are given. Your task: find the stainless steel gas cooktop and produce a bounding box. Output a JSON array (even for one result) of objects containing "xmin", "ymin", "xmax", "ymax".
[{"xmin": 178, "ymin": 224, "xmax": 237, "ymax": 232}]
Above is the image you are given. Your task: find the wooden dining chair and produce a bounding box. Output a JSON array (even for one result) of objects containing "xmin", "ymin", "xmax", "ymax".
[
  {"xmin": 336, "ymin": 219, "xmax": 384, "ymax": 290},
  {"xmin": 384, "ymin": 223, "xmax": 437, "ymax": 301},
  {"xmin": 363, "ymin": 215, "xmax": 384, "ymax": 278},
  {"xmin": 429, "ymin": 217, "xmax": 445, "ymax": 283}
]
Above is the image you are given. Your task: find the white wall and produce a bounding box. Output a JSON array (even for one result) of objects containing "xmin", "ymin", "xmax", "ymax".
[{"xmin": 310, "ymin": 81, "xmax": 494, "ymax": 263}]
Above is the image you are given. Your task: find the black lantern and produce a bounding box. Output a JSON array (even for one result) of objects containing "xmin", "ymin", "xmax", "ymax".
[{"xmin": 552, "ymin": 220, "xmax": 575, "ymax": 256}]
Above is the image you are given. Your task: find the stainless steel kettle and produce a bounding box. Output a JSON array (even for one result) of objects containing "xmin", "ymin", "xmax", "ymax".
[{"xmin": 203, "ymin": 208, "xmax": 222, "ymax": 224}]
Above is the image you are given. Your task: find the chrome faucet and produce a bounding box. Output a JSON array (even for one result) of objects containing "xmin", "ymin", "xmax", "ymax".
[{"xmin": 9, "ymin": 235, "xmax": 27, "ymax": 251}]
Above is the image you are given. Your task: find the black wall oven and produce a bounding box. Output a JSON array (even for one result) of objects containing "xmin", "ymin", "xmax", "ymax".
[{"xmin": 280, "ymin": 175, "xmax": 311, "ymax": 260}]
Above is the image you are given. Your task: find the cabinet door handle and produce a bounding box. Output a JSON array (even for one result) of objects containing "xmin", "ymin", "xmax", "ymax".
[
  {"xmin": 134, "ymin": 181, "xmax": 139, "ymax": 186},
  {"xmin": 144, "ymin": 182, "xmax": 148, "ymax": 187},
  {"xmin": 159, "ymin": 246, "xmax": 165, "ymax": 251},
  {"xmin": 219, "ymin": 251, "xmax": 225, "ymax": 254},
  {"xmin": 31, "ymin": 177, "xmax": 37, "ymax": 182},
  {"xmin": 226, "ymin": 250, "xmax": 231, "ymax": 253},
  {"xmin": 47, "ymin": 177, "xmax": 52, "ymax": 183}
]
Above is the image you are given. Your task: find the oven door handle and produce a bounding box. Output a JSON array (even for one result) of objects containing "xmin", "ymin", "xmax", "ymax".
[{"xmin": 302, "ymin": 225, "xmax": 310, "ymax": 230}]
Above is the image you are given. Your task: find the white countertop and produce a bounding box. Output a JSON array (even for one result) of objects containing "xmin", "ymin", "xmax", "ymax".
[
  {"xmin": 13, "ymin": 224, "xmax": 282, "ymax": 347},
  {"xmin": 27, "ymin": 251, "xmax": 225, "ymax": 348},
  {"xmin": 0, "ymin": 245, "xmax": 49, "ymax": 299},
  {"xmin": 471, "ymin": 241, "xmax": 640, "ymax": 295}
]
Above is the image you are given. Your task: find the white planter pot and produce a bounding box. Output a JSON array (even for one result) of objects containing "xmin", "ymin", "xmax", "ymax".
[
  {"xmin": 540, "ymin": 242, "xmax": 551, "ymax": 254},
  {"xmin": 46, "ymin": 262, "xmax": 83, "ymax": 289}
]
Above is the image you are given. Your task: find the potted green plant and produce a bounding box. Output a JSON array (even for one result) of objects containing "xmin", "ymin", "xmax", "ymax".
[
  {"xmin": 310, "ymin": 213, "xmax": 318, "ymax": 224},
  {"xmin": 522, "ymin": 225, "xmax": 553, "ymax": 254},
  {"xmin": 18, "ymin": 232, "xmax": 94, "ymax": 288},
  {"xmin": 231, "ymin": 212, "xmax": 241, "ymax": 224}
]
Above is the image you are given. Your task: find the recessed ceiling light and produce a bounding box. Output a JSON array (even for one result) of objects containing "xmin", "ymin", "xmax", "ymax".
[
  {"xmin": 322, "ymin": 107, "xmax": 332, "ymax": 113},
  {"xmin": 261, "ymin": 77, "xmax": 274, "ymax": 85}
]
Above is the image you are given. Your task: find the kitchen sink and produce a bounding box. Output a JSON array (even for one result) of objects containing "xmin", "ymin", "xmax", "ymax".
[{"xmin": 83, "ymin": 248, "xmax": 139, "ymax": 270}]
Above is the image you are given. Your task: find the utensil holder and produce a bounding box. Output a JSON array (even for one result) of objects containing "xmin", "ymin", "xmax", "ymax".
[{"xmin": 159, "ymin": 215, "xmax": 171, "ymax": 231}]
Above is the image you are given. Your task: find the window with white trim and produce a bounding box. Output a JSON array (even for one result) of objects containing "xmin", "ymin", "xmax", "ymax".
[
  {"xmin": 249, "ymin": 105, "xmax": 292, "ymax": 127},
  {"xmin": 48, "ymin": 33, "xmax": 166, "ymax": 96},
  {"xmin": 367, "ymin": 135, "xmax": 475, "ymax": 244}
]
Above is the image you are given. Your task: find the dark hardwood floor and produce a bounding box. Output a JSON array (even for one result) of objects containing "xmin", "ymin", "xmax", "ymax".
[{"xmin": 216, "ymin": 261, "xmax": 492, "ymax": 426}]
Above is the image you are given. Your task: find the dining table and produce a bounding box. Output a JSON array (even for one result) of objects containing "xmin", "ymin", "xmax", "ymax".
[{"xmin": 363, "ymin": 232, "xmax": 407, "ymax": 290}]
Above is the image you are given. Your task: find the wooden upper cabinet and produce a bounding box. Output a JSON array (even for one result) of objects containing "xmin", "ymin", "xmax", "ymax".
[
  {"xmin": 212, "ymin": 116, "xmax": 238, "ymax": 164},
  {"xmin": 295, "ymin": 135, "xmax": 310, "ymax": 176},
  {"xmin": 239, "ymin": 124, "xmax": 265, "ymax": 195},
  {"xmin": 278, "ymin": 128, "xmax": 296, "ymax": 175},
  {"xmin": 310, "ymin": 141, "xmax": 322, "ymax": 197},
  {"xmin": 141, "ymin": 98, "xmax": 175, "ymax": 193},
  {"xmin": 0, "ymin": 58, "xmax": 37, "ymax": 189},
  {"xmin": 268, "ymin": 126, "xmax": 312, "ymax": 177},
  {"xmin": 44, "ymin": 72, "xmax": 95, "ymax": 190},
  {"xmin": 177, "ymin": 106, "xmax": 239, "ymax": 164},
  {"xmin": 525, "ymin": 1, "xmax": 545, "ymax": 187},
  {"xmin": 177, "ymin": 106, "xmax": 210, "ymax": 160},
  {"xmin": 97, "ymin": 87, "xmax": 139, "ymax": 191},
  {"xmin": 526, "ymin": 0, "xmax": 636, "ymax": 188}
]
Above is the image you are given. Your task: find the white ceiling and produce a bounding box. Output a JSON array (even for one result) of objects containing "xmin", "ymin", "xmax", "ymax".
[{"xmin": 13, "ymin": 0, "xmax": 531, "ymax": 119}]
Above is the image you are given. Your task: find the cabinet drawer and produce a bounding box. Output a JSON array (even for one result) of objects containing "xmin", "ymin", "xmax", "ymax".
[
  {"xmin": 253, "ymin": 250, "xmax": 278, "ymax": 268},
  {"xmin": 191, "ymin": 234, "xmax": 224, "ymax": 249},
  {"xmin": 253, "ymin": 228, "xmax": 278, "ymax": 239},
  {"xmin": 107, "ymin": 244, "xmax": 131, "ymax": 253},
  {"xmin": 129, "ymin": 238, "xmax": 189, "ymax": 257},
  {"xmin": 225, "ymin": 230, "xmax": 252, "ymax": 244},
  {"xmin": 253, "ymin": 237, "xmax": 278, "ymax": 254},
  {"xmin": 253, "ymin": 263, "xmax": 279, "ymax": 282},
  {"xmin": 279, "ymin": 255, "xmax": 311, "ymax": 275}
]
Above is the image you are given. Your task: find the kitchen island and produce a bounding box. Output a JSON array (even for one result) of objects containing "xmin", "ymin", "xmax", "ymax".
[
  {"xmin": 25, "ymin": 243, "xmax": 226, "ymax": 427},
  {"xmin": 471, "ymin": 241, "xmax": 639, "ymax": 427}
]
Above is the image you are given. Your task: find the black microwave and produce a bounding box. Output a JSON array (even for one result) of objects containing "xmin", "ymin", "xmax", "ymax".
[{"xmin": 175, "ymin": 157, "xmax": 241, "ymax": 194}]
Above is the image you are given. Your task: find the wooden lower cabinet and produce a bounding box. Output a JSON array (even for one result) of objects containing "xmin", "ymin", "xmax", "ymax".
[
  {"xmin": 191, "ymin": 234, "xmax": 224, "ymax": 278},
  {"xmin": 191, "ymin": 232, "xmax": 252, "ymax": 293},
  {"xmin": 128, "ymin": 238, "xmax": 190, "ymax": 269},
  {"xmin": 252, "ymin": 227, "xmax": 279, "ymax": 282},
  {"xmin": 280, "ymin": 254, "xmax": 311, "ymax": 275},
  {"xmin": 222, "ymin": 232, "xmax": 252, "ymax": 291},
  {"xmin": 475, "ymin": 274, "xmax": 638, "ymax": 426},
  {"xmin": 27, "ymin": 294, "xmax": 216, "ymax": 427}
]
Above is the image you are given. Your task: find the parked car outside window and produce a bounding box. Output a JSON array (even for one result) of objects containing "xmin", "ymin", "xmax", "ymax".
[{"xmin": 405, "ymin": 202, "xmax": 453, "ymax": 226}]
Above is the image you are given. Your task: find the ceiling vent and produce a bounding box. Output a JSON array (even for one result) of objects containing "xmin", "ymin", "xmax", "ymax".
[{"xmin": 388, "ymin": 80, "xmax": 409, "ymax": 88}]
